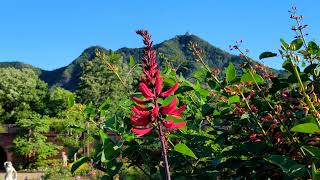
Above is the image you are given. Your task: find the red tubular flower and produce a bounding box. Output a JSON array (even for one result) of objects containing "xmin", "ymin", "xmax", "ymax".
[
  {"xmin": 132, "ymin": 96, "xmax": 148, "ymax": 104},
  {"xmin": 130, "ymin": 30, "xmax": 186, "ymax": 136},
  {"xmin": 139, "ymin": 82, "xmax": 154, "ymax": 99},
  {"xmin": 160, "ymin": 83, "xmax": 179, "ymax": 98},
  {"xmin": 162, "ymin": 120, "xmax": 187, "ymax": 129},
  {"xmin": 160, "ymin": 97, "xmax": 178, "ymax": 115}
]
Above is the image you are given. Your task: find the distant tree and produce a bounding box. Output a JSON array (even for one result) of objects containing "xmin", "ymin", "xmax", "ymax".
[
  {"xmin": 47, "ymin": 87, "xmax": 75, "ymax": 117},
  {"xmin": 0, "ymin": 68, "xmax": 48, "ymax": 124},
  {"xmin": 77, "ymin": 50, "xmax": 139, "ymax": 113},
  {"xmin": 13, "ymin": 112, "xmax": 61, "ymax": 168}
]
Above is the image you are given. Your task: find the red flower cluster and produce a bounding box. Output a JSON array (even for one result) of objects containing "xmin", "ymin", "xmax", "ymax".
[{"xmin": 131, "ymin": 30, "xmax": 186, "ymax": 136}]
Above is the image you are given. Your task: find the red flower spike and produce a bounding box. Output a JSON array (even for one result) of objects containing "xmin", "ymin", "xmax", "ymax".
[
  {"xmin": 160, "ymin": 83, "xmax": 179, "ymax": 98},
  {"xmin": 132, "ymin": 96, "xmax": 148, "ymax": 104},
  {"xmin": 131, "ymin": 127, "xmax": 153, "ymax": 136},
  {"xmin": 160, "ymin": 97, "xmax": 177, "ymax": 115},
  {"xmin": 139, "ymin": 82, "xmax": 154, "ymax": 98}
]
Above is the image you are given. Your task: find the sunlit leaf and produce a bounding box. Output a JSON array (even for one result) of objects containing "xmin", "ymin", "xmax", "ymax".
[
  {"xmin": 291, "ymin": 123, "xmax": 320, "ymax": 134},
  {"xmin": 226, "ymin": 63, "xmax": 236, "ymax": 83},
  {"xmin": 71, "ymin": 157, "xmax": 90, "ymax": 174},
  {"xmin": 174, "ymin": 143, "xmax": 197, "ymax": 159}
]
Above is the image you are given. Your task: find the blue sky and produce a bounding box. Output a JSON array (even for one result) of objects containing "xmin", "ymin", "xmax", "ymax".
[{"xmin": 0, "ymin": 0, "xmax": 319, "ymax": 70}]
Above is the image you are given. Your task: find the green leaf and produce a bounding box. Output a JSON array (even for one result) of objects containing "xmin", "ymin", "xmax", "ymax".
[
  {"xmin": 302, "ymin": 146, "xmax": 320, "ymax": 159},
  {"xmin": 259, "ymin": 52, "xmax": 277, "ymax": 60},
  {"xmin": 161, "ymin": 96, "xmax": 175, "ymax": 106},
  {"xmin": 99, "ymin": 129, "xmax": 108, "ymax": 142},
  {"xmin": 67, "ymin": 95, "xmax": 75, "ymax": 108},
  {"xmin": 174, "ymin": 143, "xmax": 197, "ymax": 159},
  {"xmin": 282, "ymin": 60, "xmax": 300, "ymax": 73},
  {"xmin": 226, "ymin": 63, "xmax": 236, "ymax": 83},
  {"xmin": 202, "ymin": 103, "xmax": 214, "ymax": 116},
  {"xmin": 307, "ymin": 41, "xmax": 319, "ymax": 55},
  {"xmin": 129, "ymin": 56, "xmax": 135, "ymax": 66},
  {"xmin": 280, "ymin": 38, "xmax": 289, "ymax": 50},
  {"xmin": 312, "ymin": 163, "xmax": 320, "ymax": 179},
  {"xmin": 289, "ymin": 39, "xmax": 303, "ymax": 51},
  {"xmin": 175, "ymin": 85, "xmax": 194, "ymax": 94},
  {"xmin": 264, "ymin": 155, "xmax": 307, "ymax": 177},
  {"xmin": 241, "ymin": 73, "xmax": 264, "ymax": 84},
  {"xmin": 228, "ymin": 95, "xmax": 241, "ymax": 105},
  {"xmin": 99, "ymin": 98, "xmax": 111, "ymax": 116},
  {"xmin": 291, "ymin": 123, "xmax": 320, "ymax": 134},
  {"xmin": 71, "ymin": 157, "xmax": 90, "ymax": 174}
]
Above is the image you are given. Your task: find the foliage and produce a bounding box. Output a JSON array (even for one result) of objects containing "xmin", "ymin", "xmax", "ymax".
[
  {"xmin": 77, "ymin": 50, "xmax": 140, "ymax": 111},
  {"xmin": 2, "ymin": 6, "xmax": 320, "ymax": 180},
  {"xmin": 0, "ymin": 68, "xmax": 48, "ymax": 124}
]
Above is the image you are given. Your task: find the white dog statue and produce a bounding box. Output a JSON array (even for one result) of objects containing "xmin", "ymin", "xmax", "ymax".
[{"xmin": 4, "ymin": 161, "xmax": 17, "ymax": 180}]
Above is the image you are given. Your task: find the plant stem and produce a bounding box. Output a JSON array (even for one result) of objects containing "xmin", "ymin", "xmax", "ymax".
[
  {"xmin": 156, "ymin": 119, "xmax": 171, "ymax": 180},
  {"xmin": 289, "ymin": 58, "xmax": 320, "ymax": 128}
]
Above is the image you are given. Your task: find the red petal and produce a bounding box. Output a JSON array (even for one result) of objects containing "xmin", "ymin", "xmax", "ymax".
[
  {"xmin": 143, "ymin": 70, "xmax": 153, "ymax": 82},
  {"xmin": 160, "ymin": 83, "xmax": 179, "ymax": 98},
  {"xmin": 160, "ymin": 97, "xmax": 177, "ymax": 115},
  {"xmin": 170, "ymin": 121, "xmax": 186, "ymax": 128},
  {"xmin": 170, "ymin": 104, "xmax": 186, "ymax": 118},
  {"xmin": 132, "ymin": 106, "xmax": 150, "ymax": 117},
  {"xmin": 139, "ymin": 83, "xmax": 154, "ymax": 99},
  {"xmin": 162, "ymin": 120, "xmax": 186, "ymax": 129},
  {"xmin": 155, "ymin": 71, "xmax": 163, "ymax": 95},
  {"xmin": 131, "ymin": 127, "xmax": 153, "ymax": 136},
  {"xmin": 132, "ymin": 96, "xmax": 148, "ymax": 104},
  {"xmin": 162, "ymin": 120, "xmax": 174, "ymax": 128},
  {"xmin": 152, "ymin": 105, "xmax": 159, "ymax": 118},
  {"xmin": 130, "ymin": 115, "xmax": 149, "ymax": 126},
  {"xmin": 134, "ymin": 105, "xmax": 149, "ymax": 111}
]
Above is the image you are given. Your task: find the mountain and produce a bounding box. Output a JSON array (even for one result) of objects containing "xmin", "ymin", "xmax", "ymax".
[{"xmin": 0, "ymin": 34, "xmax": 280, "ymax": 91}]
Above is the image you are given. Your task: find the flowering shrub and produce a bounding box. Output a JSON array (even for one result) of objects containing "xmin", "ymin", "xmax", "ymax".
[{"xmin": 70, "ymin": 7, "xmax": 320, "ymax": 179}]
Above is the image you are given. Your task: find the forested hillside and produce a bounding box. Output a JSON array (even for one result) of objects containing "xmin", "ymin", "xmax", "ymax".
[{"xmin": 0, "ymin": 34, "xmax": 281, "ymax": 91}]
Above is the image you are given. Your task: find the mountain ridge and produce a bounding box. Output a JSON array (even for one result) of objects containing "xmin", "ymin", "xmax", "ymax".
[{"xmin": 0, "ymin": 34, "xmax": 280, "ymax": 91}]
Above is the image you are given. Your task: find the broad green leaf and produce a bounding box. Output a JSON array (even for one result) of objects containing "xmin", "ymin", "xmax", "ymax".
[
  {"xmin": 228, "ymin": 95, "xmax": 241, "ymax": 104},
  {"xmin": 241, "ymin": 73, "xmax": 264, "ymax": 84},
  {"xmin": 289, "ymin": 39, "xmax": 303, "ymax": 51},
  {"xmin": 259, "ymin": 52, "xmax": 277, "ymax": 60},
  {"xmin": 264, "ymin": 155, "xmax": 307, "ymax": 177},
  {"xmin": 71, "ymin": 157, "xmax": 90, "ymax": 174},
  {"xmin": 291, "ymin": 123, "xmax": 320, "ymax": 134},
  {"xmin": 307, "ymin": 41, "xmax": 319, "ymax": 55},
  {"xmin": 226, "ymin": 63, "xmax": 236, "ymax": 83},
  {"xmin": 302, "ymin": 145, "xmax": 320, "ymax": 159},
  {"xmin": 174, "ymin": 143, "xmax": 197, "ymax": 159}
]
